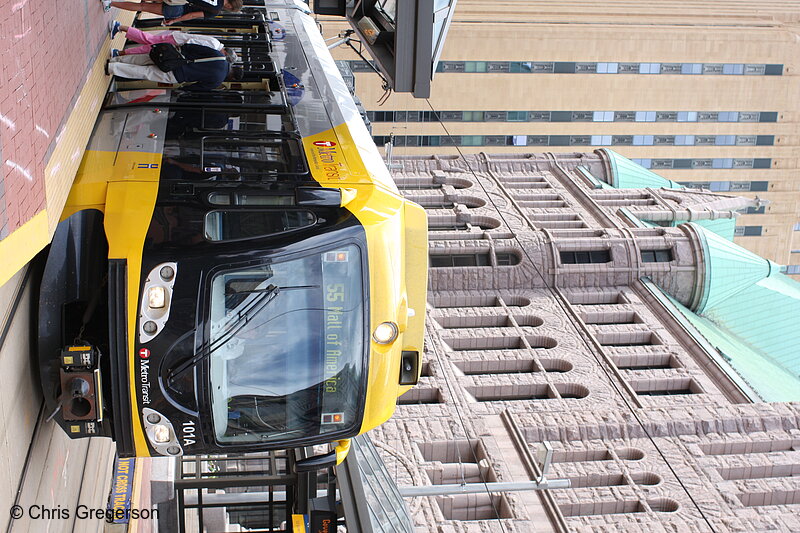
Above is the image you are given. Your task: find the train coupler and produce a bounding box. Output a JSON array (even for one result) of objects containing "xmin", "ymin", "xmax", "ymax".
[{"xmin": 58, "ymin": 345, "xmax": 104, "ymax": 432}]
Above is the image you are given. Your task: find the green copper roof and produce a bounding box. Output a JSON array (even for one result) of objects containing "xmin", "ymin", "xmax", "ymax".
[
  {"xmin": 666, "ymin": 293, "xmax": 800, "ymax": 402},
  {"xmin": 689, "ymin": 218, "xmax": 736, "ymax": 241},
  {"xmin": 593, "ymin": 154, "xmax": 800, "ymax": 400},
  {"xmin": 598, "ymin": 148, "xmax": 683, "ymax": 189},
  {"xmin": 690, "ymin": 222, "xmax": 779, "ymax": 313},
  {"xmin": 702, "ymin": 272, "xmax": 800, "ymax": 379},
  {"xmin": 576, "ymin": 166, "xmax": 614, "ymax": 189},
  {"xmin": 661, "ymin": 223, "xmax": 800, "ymax": 399}
]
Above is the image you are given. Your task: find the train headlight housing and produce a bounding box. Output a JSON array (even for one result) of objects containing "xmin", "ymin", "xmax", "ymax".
[
  {"xmin": 143, "ymin": 408, "xmax": 183, "ymax": 456},
  {"xmin": 373, "ymin": 322, "xmax": 399, "ymax": 344},
  {"xmin": 159, "ymin": 265, "xmax": 175, "ymax": 281},
  {"xmin": 152, "ymin": 424, "xmax": 171, "ymax": 443},
  {"xmin": 147, "ymin": 287, "xmax": 166, "ymax": 309},
  {"xmin": 139, "ymin": 262, "xmax": 177, "ymax": 343}
]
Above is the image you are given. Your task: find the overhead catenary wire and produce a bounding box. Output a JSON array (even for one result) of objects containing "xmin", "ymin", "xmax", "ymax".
[
  {"xmin": 387, "ymin": 114, "xmax": 503, "ymax": 531},
  {"xmin": 421, "ymin": 98, "xmax": 718, "ymax": 532}
]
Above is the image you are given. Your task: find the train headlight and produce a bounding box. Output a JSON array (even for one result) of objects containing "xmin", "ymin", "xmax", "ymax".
[
  {"xmin": 160, "ymin": 265, "xmax": 175, "ymax": 281},
  {"xmin": 373, "ymin": 322, "xmax": 398, "ymax": 344},
  {"xmin": 152, "ymin": 424, "xmax": 171, "ymax": 443},
  {"xmin": 143, "ymin": 408, "xmax": 184, "ymax": 456},
  {"xmin": 148, "ymin": 287, "xmax": 166, "ymax": 309},
  {"xmin": 139, "ymin": 262, "xmax": 177, "ymax": 343}
]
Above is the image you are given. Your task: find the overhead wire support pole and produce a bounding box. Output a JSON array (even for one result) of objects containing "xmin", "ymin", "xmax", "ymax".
[
  {"xmin": 325, "ymin": 30, "xmax": 392, "ymax": 96},
  {"xmin": 398, "ymin": 479, "xmax": 571, "ymax": 498},
  {"xmin": 325, "ymin": 30, "xmax": 355, "ymax": 50}
]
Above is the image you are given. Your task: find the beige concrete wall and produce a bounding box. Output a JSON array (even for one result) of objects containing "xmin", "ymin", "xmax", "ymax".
[{"xmin": 319, "ymin": 0, "xmax": 800, "ymax": 268}]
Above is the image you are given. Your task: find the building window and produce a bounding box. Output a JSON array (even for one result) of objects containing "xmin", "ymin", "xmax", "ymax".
[
  {"xmin": 597, "ymin": 331, "xmax": 661, "ymax": 347},
  {"xmin": 764, "ymin": 64, "xmax": 783, "ymax": 75},
  {"xmin": 639, "ymin": 63, "xmax": 661, "ymax": 74},
  {"xmin": 430, "ymin": 252, "xmax": 519, "ymax": 267},
  {"xmin": 429, "ymin": 222, "xmax": 468, "ymax": 231},
  {"xmin": 461, "ymin": 135, "xmax": 483, "ymax": 146},
  {"xmin": 641, "ymin": 249, "xmax": 673, "ymax": 263},
  {"xmin": 430, "ymin": 253, "xmax": 491, "ymax": 267},
  {"xmin": 463, "ymin": 61, "xmax": 487, "ymax": 72},
  {"xmin": 397, "ymin": 387, "xmax": 444, "ymax": 405},
  {"xmin": 632, "ymin": 378, "xmax": 702, "ymax": 396},
  {"xmin": 734, "ymin": 226, "xmax": 763, "ymax": 237},
  {"xmin": 593, "ymin": 111, "xmax": 614, "ymax": 122},
  {"xmin": 681, "ymin": 63, "xmax": 703, "ymax": 75},
  {"xmin": 560, "ymin": 250, "xmax": 612, "ymax": 264},
  {"xmin": 723, "ymin": 63, "xmax": 745, "ymax": 75},
  {"xmin": 597, "ymin": 62, "xmax": 618, "ymax": 73},
  {"xmin": 496, "ymin": 253, "xmax": 519, "ymax": 265}
]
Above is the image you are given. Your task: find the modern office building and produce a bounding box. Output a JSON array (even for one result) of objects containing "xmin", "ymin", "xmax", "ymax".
[
  {"xmin": 318, "ymin": 0, "xmax": 800, "ymax": 270},
  {"xmin": 374, "ymin": 149, "xmax": 800, "ymax": 531}
]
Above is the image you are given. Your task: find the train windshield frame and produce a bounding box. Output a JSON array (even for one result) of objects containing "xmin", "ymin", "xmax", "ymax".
[{"xmin": 206, "ymin": 243, "xmax": 367, "ymax": 445}]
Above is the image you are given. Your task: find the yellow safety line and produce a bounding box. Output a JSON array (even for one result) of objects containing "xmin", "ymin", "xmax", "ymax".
[
  {"xmin": 0, "ymin": 211, "xmax": 50, "ymax": 285},
  {"xmin": 0, "ymin": 11, "xmax": 135, "ymax": 287},
  {"xmin": 127, "ymin": 457, "xmax": 144, "ymax": 533}
]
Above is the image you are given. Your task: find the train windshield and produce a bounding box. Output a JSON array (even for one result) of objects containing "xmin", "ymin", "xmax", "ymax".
[{"xmin": 208, "ymin": 244, "xmax": 365, "ymax": 444}]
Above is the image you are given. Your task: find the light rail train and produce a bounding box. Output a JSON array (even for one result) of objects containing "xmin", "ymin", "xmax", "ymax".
[{"xmin": 37, "ymin": 0, "xmax": 427, "ymax": 462}]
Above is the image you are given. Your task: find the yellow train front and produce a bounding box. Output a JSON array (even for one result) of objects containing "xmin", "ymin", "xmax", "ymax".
[{"xmin": 37, "ymin": 1, "xmax": 427, "ymax": 459}]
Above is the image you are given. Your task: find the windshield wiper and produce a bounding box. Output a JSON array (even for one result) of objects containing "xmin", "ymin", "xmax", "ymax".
[
  {"xmin": 228, "ymin": 284, "xmax": 318, "ymax": 294},
  {"xmin": 165, "ymin": 284, "xmax": 319, "ymax": 384},
  {"xmin": 167, "ymin": 284, "xmax": 281, "ymax": 384}
]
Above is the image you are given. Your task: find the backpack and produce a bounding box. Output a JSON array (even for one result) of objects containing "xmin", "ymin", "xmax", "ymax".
[
  {"xmin": 149, "ymin": 43, "xmax": 188, "ymax": 72},
  {"xmin": 185, "ymin": 0, "xmax": 224, "ymax": 15}
]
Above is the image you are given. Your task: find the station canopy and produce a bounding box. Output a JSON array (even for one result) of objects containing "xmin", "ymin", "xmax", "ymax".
[{"xmin": 314, "ymin": 0, "xmax": 458, "ymax": 98}]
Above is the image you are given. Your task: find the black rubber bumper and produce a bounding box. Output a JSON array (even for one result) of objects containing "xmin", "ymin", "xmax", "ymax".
[
  {"xmin": 108, "ymin": 259, "xmax": 136, "ymax": 456},
  {"xmin": 38, "ymin": 210, "xmax": 108, "ymax": 421}
]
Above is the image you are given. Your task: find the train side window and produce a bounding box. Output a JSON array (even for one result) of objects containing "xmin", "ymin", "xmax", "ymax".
[
  {"xmin": 175, "ymin": 90, "xmax": 286, "ymax": 111},
  {"xmin": 176, "ymin": 91, "xmax": 245, "ymax": 105},
  {"xmin": 202, "ymin": 110, "xmax": 292, "ymax": 133},
  {"xmin": 208, "ymin": 192, "xmax": 294, "ymax": 206},
  {"xmin": 205, "ymin": 210, "xmax": 316, "ymax": 241},
  {"xmin": 202, "ymin": 137, "xmax": 307, "ymax": 176}
]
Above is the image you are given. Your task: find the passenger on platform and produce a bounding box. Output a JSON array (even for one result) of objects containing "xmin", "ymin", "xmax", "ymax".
[
  {"xmin": 101, "ymin": 0, "xmax": 243, "ymax": 25},
  {"xmin": 108, "ymin": 20, "xmax": 224, "ymax": 57},
  {"xmin": 106, "ymin": 42, "xmax": 243, "ymax": 91}
]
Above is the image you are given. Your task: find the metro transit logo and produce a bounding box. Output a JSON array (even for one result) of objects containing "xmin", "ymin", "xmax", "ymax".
[
  {"xmin": 138, "ymin": 348, "xmax": 150, "ymax": 359},
  {"xmin": 313, "ymin": 140, "xmax": 337, "ymax": 147}
]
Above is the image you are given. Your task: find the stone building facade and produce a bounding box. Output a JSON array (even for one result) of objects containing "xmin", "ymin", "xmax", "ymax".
[{"xmin": 372, "ymin": 151, "xmax": 800, "ymax": 532}]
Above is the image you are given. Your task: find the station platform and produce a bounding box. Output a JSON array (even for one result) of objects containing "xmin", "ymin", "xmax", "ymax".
[
  {"xmin": 0, "ymin": 2, "xmax": 138, "ymax": 531},
  {"xmin": 0, "ymin": 0, "xmax": 134, "ymax": 287}
]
